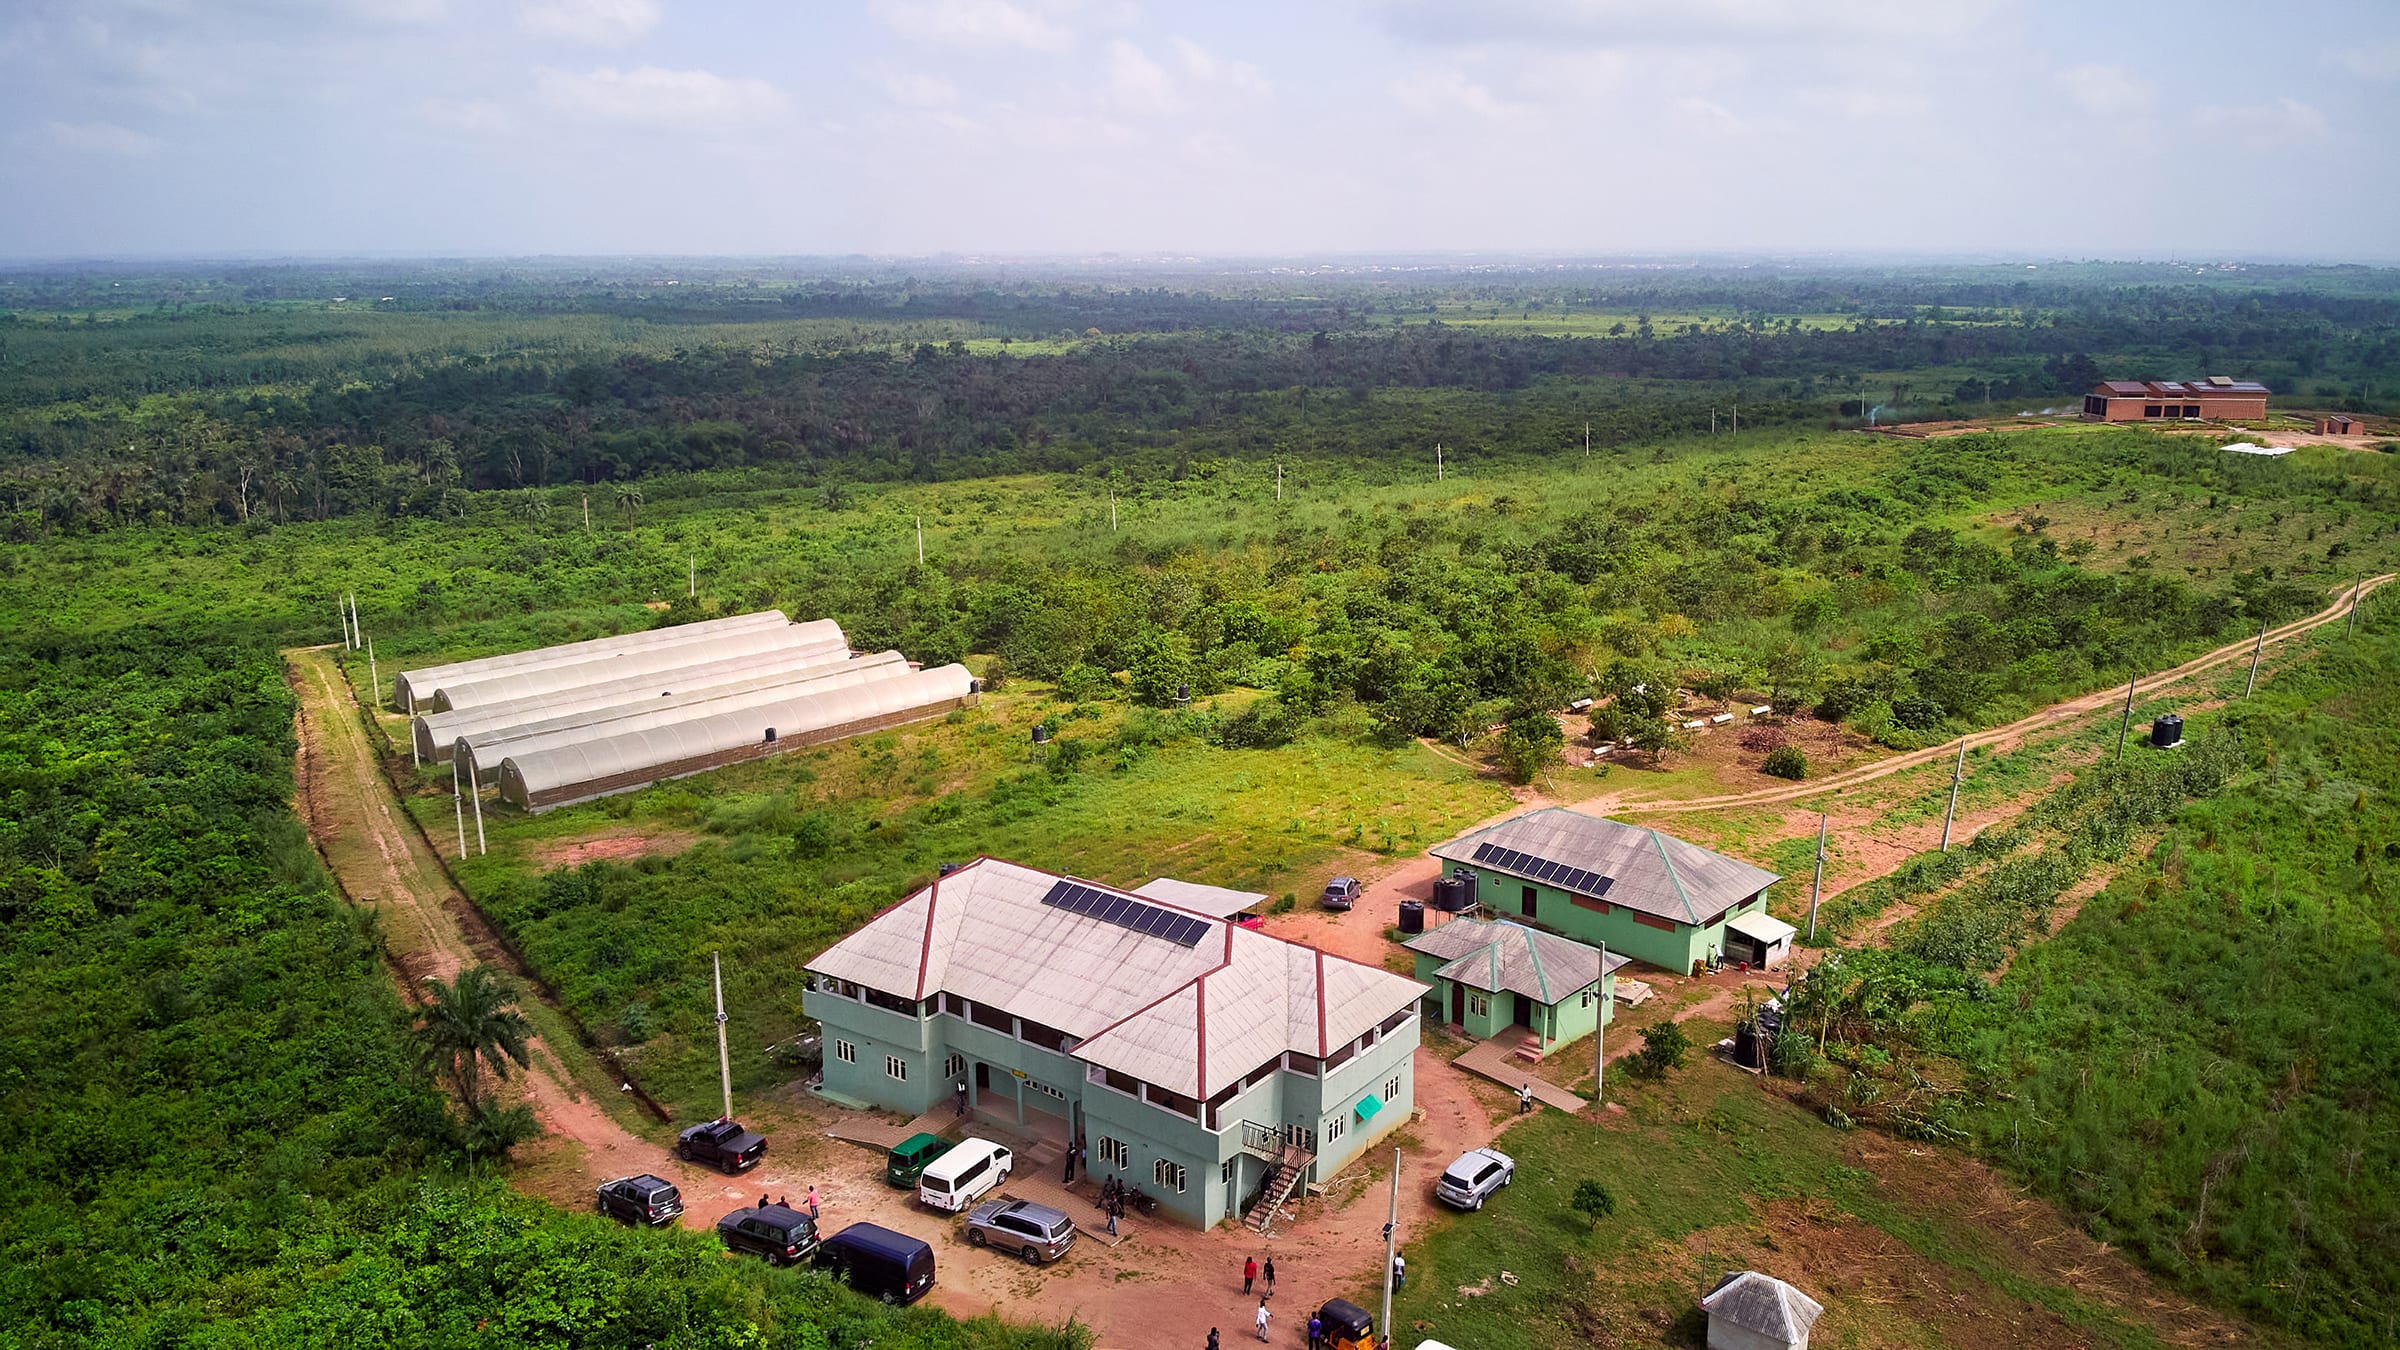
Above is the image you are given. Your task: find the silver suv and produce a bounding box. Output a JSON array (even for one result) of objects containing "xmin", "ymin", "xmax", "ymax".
[
  {"xmin": 1434, "ymin": 1147, "xmax": 1515, "ymax": 1210},
  {"xmin": 964, "ymin": 1198, "xmax": 1077, "ymax": 1263}
]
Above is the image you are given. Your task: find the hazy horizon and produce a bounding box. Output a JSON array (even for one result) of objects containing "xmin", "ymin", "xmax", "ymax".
[{"xmin": 5, "ymin": 0, "xmax": 2396, "ymax": 261}]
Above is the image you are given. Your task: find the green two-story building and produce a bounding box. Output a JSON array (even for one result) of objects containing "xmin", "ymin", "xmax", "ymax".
[
  {"xmin": 1430, "ymin": 809, "xmax": 1782, "ymax": 974},
  {"xmin": 803, "ymin": 857, "xmax": 1426, "ymax": 1230}
]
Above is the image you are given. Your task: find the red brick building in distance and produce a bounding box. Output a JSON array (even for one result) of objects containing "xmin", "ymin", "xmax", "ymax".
[{"xmin": 2082, "ymin": 377, "xmax": 2271, "ymax": 422}]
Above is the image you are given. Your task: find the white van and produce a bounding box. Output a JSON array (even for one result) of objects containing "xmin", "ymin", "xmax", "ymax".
[{"xmin": 917, "ymin": 1138, "xmax": 1012, "ymax": 1212}]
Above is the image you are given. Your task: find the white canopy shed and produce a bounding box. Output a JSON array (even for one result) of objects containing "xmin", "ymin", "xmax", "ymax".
[
  {"xmin": 431, "ymin": 619, "xmax": 840, "ymax": 712},
  {"xmin": 392, "ymin": 610, "xmax": 791, "ymax": 710}
]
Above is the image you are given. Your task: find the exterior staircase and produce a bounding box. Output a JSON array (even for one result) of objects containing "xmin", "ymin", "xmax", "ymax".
[{"xmin": 1243, "ymin": 1141, "xmax": 1315, "ymax": 1234}]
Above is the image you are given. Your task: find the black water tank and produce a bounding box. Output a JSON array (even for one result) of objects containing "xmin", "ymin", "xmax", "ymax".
[
  {"xmin": 1433, "ymin": 875, "xmax": 1476, "ymax": 912},
  {"xmin": 1032, "ymin": 724, "xmax": 1051, "ymax": 745},
  {"xmin": 1397, "ymin": 900, "xmax": 1426, "ymax": 934},
  {"xmin": 2151, "ymin": 714, "xmax": 2184, "ymax": 748}
]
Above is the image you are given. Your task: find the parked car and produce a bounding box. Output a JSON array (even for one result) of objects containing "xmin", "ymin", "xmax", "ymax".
[
  {"xmin": 716, "ymin": 1202, "xmax": 819, "ymax": 1266},
  {"xmin": 1433, "ymin": 1146, "xmax": 1515, "ymax": 1210},
  {"xmin": 594, "ymin": 1173, "xmax": 684, "ymax": 1227},
  {"xmin": 676, "ymin": 1116, "xmax": 766, "ymax": 1173},
  {"xmin": 886, "ymin": 1132, "xmax": 953, "ymax": 1188},
  {"xmin": 817, "ymin": 1221, "xmax": 938, "ymax": 1304},
  {"xmin": 918, "ymin": 1137, "xmax": 1011, "ymax": 1212},
  {"xmin": 1320, "ymin": 876, "xmax": 1362, "ymax": 910},
  {"xmin": 964, "ymin": 1197, "xmax": 1077, "ymax": 1264},
  {"xmin": 1317, "ymin": 1298, "xmax": 1376, "ymax": 1350}
]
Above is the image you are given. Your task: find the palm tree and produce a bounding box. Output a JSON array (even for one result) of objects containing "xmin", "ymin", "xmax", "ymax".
[
  {"xmin": 507, "ymin": 490, "xmax": 549, "ymax": 532},
  {"xmin": 415, "ymin": 967, "xmax": 533, "ymax": 1119},
  {"xmin": 615, "ymin": 484, "xmax": 644, "ymax": 524}
]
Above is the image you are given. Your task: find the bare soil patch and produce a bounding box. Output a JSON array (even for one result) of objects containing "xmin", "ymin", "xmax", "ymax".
[{"xmin": 529, "ymin": 828, "xmax": 700, "ymax": 869}]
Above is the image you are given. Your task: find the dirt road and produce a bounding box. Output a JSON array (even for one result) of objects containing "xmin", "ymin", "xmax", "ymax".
[{"xmin": 1589, "ymin": 572, "xmax": 2390, "ymax": 818}]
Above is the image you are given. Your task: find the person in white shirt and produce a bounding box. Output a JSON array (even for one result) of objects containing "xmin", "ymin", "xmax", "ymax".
[{"xmin": 1254, "ymin": 1298, "xmax": 1272, "ymax": 1341}]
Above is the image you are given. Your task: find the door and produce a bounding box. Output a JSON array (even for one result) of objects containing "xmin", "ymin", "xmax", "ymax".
[
  {"xmin": 1512, "ymin": 993, "xmax": 1534, "ymax": 1029},
  {"xmin": 975, "ymin": 1062, "xmax": 990, "ymax": 1092},
  {"xmin": 1449, "ymin": 982, "xmax": 1464, "ymax": 1025}
]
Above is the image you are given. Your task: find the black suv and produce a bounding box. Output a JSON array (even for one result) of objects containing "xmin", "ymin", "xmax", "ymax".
[
  {"xmin": 716, "ymin": 1203, "xmax": 819, "ymax": 1266},
  {"xmin": 595, "ymin": 1173, "xmax": 684, "ymax": 1227},
  {"xmin": 676, "ymin": 1117, "xmax": 767, "ymax": 1173}
]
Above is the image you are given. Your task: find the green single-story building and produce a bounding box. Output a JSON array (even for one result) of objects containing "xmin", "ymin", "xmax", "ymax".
[
  {"xmin": 1403, "ymin": 917, "xmax": 1628, "ymax": 1053},
  {"xmin": 1430, "ymin": 808, "xmax": 1783, "ymax": 974},
  {"xmin": 803, "ymin": 857, "xmax": 1426, "ymax": 1230}
]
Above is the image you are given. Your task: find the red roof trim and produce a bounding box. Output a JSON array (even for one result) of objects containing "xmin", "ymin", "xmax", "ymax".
[
  {"xmin": 914, "ymin": 872, "xmax": 941, "ymax": 1001},
  {"xmin": 1315, "ymin": 949, "xmax": 1329, "ymax": 1056},
  {"xmin": 1193, "ymin": 966, "xmax": 1209, "ymax": 1098}
]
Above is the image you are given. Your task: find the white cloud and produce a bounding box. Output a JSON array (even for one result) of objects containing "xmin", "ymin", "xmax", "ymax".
[
  {"xmin": 521, "ymin": 0, "xmax": 661, "ymax": 46},
  {"xmin": 1375, "ymin": 0, "xmax": 2004, "ymax": 49},
  {"xmin": 877, "ymin": 70, "xmax": 960, "ymax": 108},
  {"xmin": 1798, "ymin": 84, "xmax": 1929, "ymax": 119},
  {"xmin": 1106, "ymin": 39, "xmax": 1175, "ymax": 115},
  {"xmin": 2056, "ymin": 63, "xmax": 2154, "ymax": 117},
  {"xmin": 47, "ymin": 119, "xmax": 159, "ymax": 156},
  {"xmin": 2194, "ymin": 97, "xmax": 2326, "ymax": 148},
  {"xmin": 1389, "ymin": 68, "xmax": 1523, "ymax": 121},
  {"xmin": 1170, "ymin": 36, "xmax": 1269, "ymax": 96},
  {"xmin": 535, "ymin": 65, "xmax": 788, "ymax": 129},
  {"xmin": 2331, "ymin": 43, "xmax": 2400, "ymax": 80},
  {"xmin": 869, "ymin": 0, "xmax": 1071, "ymax": 51},
  {"xmin": 1674, "ymin": 95, "xmax": 1744, "ymax": 135},
  {"xmin": 420, "ymin": 96, "xmax": 511, "ymax": 133}
]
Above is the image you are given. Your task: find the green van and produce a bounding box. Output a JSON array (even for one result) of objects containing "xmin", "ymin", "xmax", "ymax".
[{"xmin": 886, "ymin": 1133, "xmax": 952, "ymax": 1189}]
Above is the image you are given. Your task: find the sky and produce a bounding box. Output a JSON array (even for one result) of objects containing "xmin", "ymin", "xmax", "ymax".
[{"xmin": 4, "ymin": 0, "xmax": 2398, "ymax": 262}]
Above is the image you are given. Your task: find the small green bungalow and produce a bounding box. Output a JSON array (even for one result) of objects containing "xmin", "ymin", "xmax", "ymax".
[
  {"xmin": 1403, "ymin": 918, "xmax": 1628, "ymax": 1054},
  {"xmin": 1430, "ymin": 808, "xmax": 1783, "ymax": 974}
]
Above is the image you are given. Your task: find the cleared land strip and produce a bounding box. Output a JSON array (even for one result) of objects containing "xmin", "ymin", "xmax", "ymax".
[
  {"xmin": 285, "ymin": 645, "xmax": 704, "ymax": 1214},
  {"xmin": 1598, "ymin": 572, "xmax": 2391, "ymax": 818}
]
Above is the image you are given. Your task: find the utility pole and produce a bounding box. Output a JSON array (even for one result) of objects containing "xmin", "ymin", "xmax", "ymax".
[
  {"xmin": 337, "ymin": 596, "xmax": 349, "ymax": 648},
  {"xmin": 349, "ymin": 593, "xmax": 361, "ymax": 650},
  {"xmin": 582, "ymin": 492, "xmax": 590, "ymax": 532},
  {"xmin": 915, "ymin": 516, "xmax": 924, "ymax": 564},
  {"xmin": 2115, "ymin": 674, "xmax": 2138, "ymax": 763},
  {"xmin": 1584, "ymin": 421, "xmax": 1590, "ymax": 458},
  {"xmin": 1939, "ymin": 739, "xmax": 1968, "ymax": 852},
  {"xmin": 1711, "ymin": 407, "xmax": 1717, "ymax": 435},
  {"xmin": 1436, "ymin": 442, "xmax": 1444, "ymax": 482},
  {"xmin": 367, "ymin": 640, "xmax": 380, "ymax": 711},
  {"xmin": 1110, "ymin": 493, "xmax": 1118, "ymax": 532},
  {"xmin": 689, "ymin": 553, "xmax": 695, "ymax": 599},
  {"xmin": 469, "ymin": 757, "xmax": 486, "ymax": 856},
  {"xmin": 1276, "ymin": 462, "xmax": 1283, "ymax": 500},
  {"xmin": 714, "ymin": 953, "xmax": 736, "ymax": 1122},
  {"xmin": 451, "ymin": 755, "xmax": 468, "ymax": 857},
  {"xmin": 2346, "ymin": 574, "xmax": 2363, "ymax": 637},
  {"xmin": 2244, "ymin": 618, "xmax": 2268, "ymax": 696},
  {"xmin": 1730, "ymin": 404, "xmax": 1737, "ymax": 435},
  {"xmin": 1594, "ymin": 940, "xmax": 1608, "ymax": 1106},
  {"xmin": 1379, "ymin": 1149, "xmax": 1401, "ymax": 1350},
  {"xmin": 1806, "ymin": 812, "xmax": 1827, "ymax": 940}
]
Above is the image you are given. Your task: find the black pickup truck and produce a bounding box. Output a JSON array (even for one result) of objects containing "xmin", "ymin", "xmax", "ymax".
[{"xmin": 675, "ymin": 1117, "xmax": 767, "ymax": 1173}]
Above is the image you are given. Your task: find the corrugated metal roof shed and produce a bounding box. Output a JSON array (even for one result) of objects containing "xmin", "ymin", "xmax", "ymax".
[
  {"xmin": 1132, "ymin": 877, "xmax": 1270, "ymax": 918},
  {"xmin": 496, "ymin": 663, "xmax": 975, "ymax": 810},
  {"xmin": 1703, "ymin": 1271, "xmax": 1823, "ymax": 1344},
  {"xmin": 807, "ymin": 859, "xmax": 1424, "ymax": 1100},
  {"xmin": 457, "ymin": 650, "xmax": 909, "ymax": 783},
  {"xmin": 1431, "ymin": 808, "xmax": 1779, "ymax": 923},
  {"xmin": 393, "ymin": 610, "xmax": 790, "ymax": 708},
  {"xmin": 1404, "ymin": 918, "xmax": 1626, "ymax": 1003},
  {"xmin": 410, "ymin": 637, "xmax": 851, "ymax": 762},
  {"xmin": 434, "ymin": 619, "xmax": 841, "ymax": 712}
]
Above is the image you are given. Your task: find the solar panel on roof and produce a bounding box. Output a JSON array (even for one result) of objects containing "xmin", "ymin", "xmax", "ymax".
[
  {"xmin": 1472, "ymin": 842, "xmax": 1499, "ymax": 864},
  {"xmin": 1037, "ymin": 879, "xmax": 1209, "ymax": 947}
]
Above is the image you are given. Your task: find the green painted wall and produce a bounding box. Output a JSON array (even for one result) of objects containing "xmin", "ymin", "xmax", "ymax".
[
  {"xmin": 1451, "ymin": 863, "xmax": 1770, "ymax": 974},
  {"xmin": 1414, "ymin": 951, "xmax": 1615, "ymax": 1052}
]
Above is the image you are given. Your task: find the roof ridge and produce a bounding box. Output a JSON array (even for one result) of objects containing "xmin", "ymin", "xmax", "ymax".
[
  {"xmin": 1521, "ymin": 924, "xmax": 1551, "ymax": 1002},
  {"xmin": 1648, "ymin": 827, "xmax": 1699, "ymax": 922}
]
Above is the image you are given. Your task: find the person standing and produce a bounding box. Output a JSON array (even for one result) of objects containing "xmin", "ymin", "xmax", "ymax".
[
  {"xmin": 1105, "ymin": 1196, "xmax": 1119, "ymax": 1237},
  {"xmin": 1254, "ymin": 1298, "xmax": 1272, "ymax": 1343},
  {"xmin": 1263, "ymin": 1255, "xmax": 1276, "ymax": 1295},
  {"xmin": 804, "ymin": 1185, "xmax": 820, "ymax": 1221},
  {"xmin": 1307, "ymin": 1311, "xmax": 1323, "ymax": 1350},
  {"xmin": 1392, "ymin": 1251, "xmax": 1406, "ymax": 1293},
  {"xmin": 1062, "ymin": 1144, "xmax": 1076, "ymax": 1184},
  {"xmin": 1243, "ymin": 1255, "xmax": 1258, "ymax": 1295},
  {"xmin": 954, "ymin": 1080, "xmax": 969, "ymax": 1118},
  {"xmin": 1517, "ymin": 1082, "xmax": 1534, "ymax": 1115},
  {"xmin": 1206, "ymin": 1329, "xmax": 1219, "ymax": 1350}
]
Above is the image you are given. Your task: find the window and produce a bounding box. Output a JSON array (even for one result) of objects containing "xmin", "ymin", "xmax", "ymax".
[
  {"xmin": 1223, "ymin": 1158, "xmax": 1236, "ymax": 1184},
  {"xmin": 885, "ymin": 1056, "xmax": 909, "ymax": 1081},
  {"xmin": 1384, "ymin": 1074, "xmax": 1402, "ymax": 1102},
  {"xmin": 1633, "ymin": 912, "xmax": 1679, "ymax": 932},
  {"xmin": 1581, "ymin": 989, "xmax": 1594, "ymax": 1008},
  {"xmin": 1324, "ymin": 1115, "xmax": 1346, "ymax": 1144},
  {"xmin": 942, "ymin": 1053, "xmax": 965, "ymax": 1081},
  {"xmin": 1323, "ymin": 1041, "xmax": 1356, "ymax": 1071},
  {"xmin": 1102, "ymin": 1068, "xmax": 1142, "ymax": 1097},
  {"xmin": 863, "ymin": 986, "xmax": 918, "ymax": 1016},
  {"xmin": 1018, "ymin": 1018, "xmax": 1069, "ymax": 1052},
  {"xmin": 1290, "ymin": 1126, "xmax": 1315, "ymax": 1152},
  {"xmin": 1154, "ymin": 1158, "xmax": 1186, "ymax": 1193},
  {"xmin": 1379, "ymin": 1007, "xmax": 1412, "ymax": 1036},
  {"xmin": 1283, "ymin": 1051, "xmax": 1322, "ymax": 1076},
  {"xmin": 941, "ymin": 992, "xmax": 966, "ymax": 1016},
  {"xmin": 1146, "ymin": 1084, "xmax": 1199, "ymax": 1120},
  {"xmin": 1468, "ymin": 993, "xmax": 1489, "ymax": 1019},
  {"xmin": 1520, "ymin": 885, "xmax": 1538, "ymax": 918},
  {"xmin": 1098, "ymin": 1136, "xmax": 1128, "ymax": 1168},
  {"xmin": 1571, "ymin": 893, "xmax": 1609, "ymax": 912},
  {"xmin": 835, "ymin": 1039, "xmax": 856, "ymax": 1064},
  {"xmin": 969, "ymin": 1001, "xmax": 1014, "ymax": 1034},
  {"xmin": 1027, "ymin": 1079, "xmax": 1066, "ymax": 1101}
]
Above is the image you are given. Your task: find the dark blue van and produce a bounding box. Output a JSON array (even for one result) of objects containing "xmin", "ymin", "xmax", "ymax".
[{"xmin": 816, "ymin": 1221, "xmax": 936, "ymax": 1304}]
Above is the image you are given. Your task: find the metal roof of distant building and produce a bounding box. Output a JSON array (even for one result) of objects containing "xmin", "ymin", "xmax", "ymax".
[
  {"xmin": 806, "ymin": 858, "xmax": 1424, "ymax": 1099},
  {"xmin": 1403, "ymin": 918, "xmax": 1627, "ymax": 1004},
  {"xmin": 1703, "ymin": 1271, "xmax": 1824, "ymax": 1342},
  {"xmin": 1430, "ymin": 809, "xmax": 1779, "ymax": 924}
]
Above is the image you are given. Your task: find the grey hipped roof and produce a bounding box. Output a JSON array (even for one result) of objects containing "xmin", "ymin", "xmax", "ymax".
[
  {"xmin": 1431, "ymin": 809, "xmax": 1779, "ymax": 924},
  {"xmin": 1132, "ymin": 877, "xmax": 1269, "ymax": 918},
  {"xmin": 807, "ymin": 859, "xmax": 1425, "ymax": 1100},
  {"xmin": 1403, "ymin": 918, "xmax": 1626, "ymax": 1004},
  {"xmin": 1703, "ymin": 1271, "xmax": 1824, "ymax": 1342}
]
